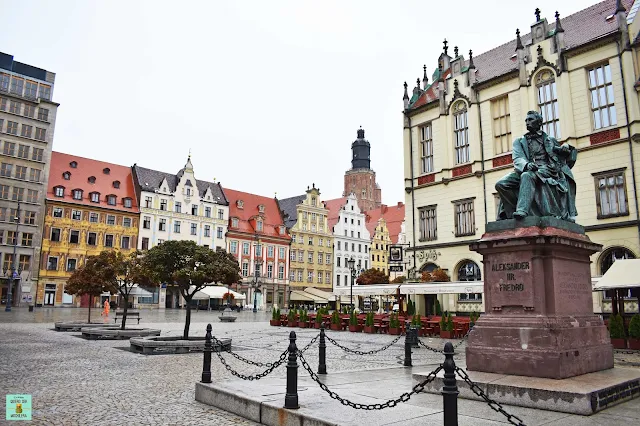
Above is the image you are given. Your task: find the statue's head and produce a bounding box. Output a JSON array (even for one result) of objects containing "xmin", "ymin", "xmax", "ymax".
[{"xmin": 525, "ymin": 110, "xmax": 543, "ymax": 133}]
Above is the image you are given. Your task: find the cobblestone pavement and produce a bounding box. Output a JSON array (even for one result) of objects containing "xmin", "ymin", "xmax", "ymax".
[{"xmin": 1, "ymin": 307, "xmax": 638, "ymax": 425}]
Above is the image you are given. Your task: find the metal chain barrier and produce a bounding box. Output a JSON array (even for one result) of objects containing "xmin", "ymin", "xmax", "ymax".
[
  {"xmin": 417, "ymin": 326, "xmax": 473, "ymax": 353},
  {"xmin": 299, "ymin": 333, "xmax": 321, "ymax": 354},
  {"xmin": 324, "ymin": 333, "xmax": 403, "ymax": 355},
  {"xmin": 211, "ymin": 335, "xmax": 275, "ymax": 367},
  {"xmin": 455, "ymin": 367, "xmax": 526, "ymax": 426},
  {"xmin": 214, "ymin": 347, "xmax": 289, "ymax": 381},
  {"xmin": 298, "ymin": 350, "xmax": 442, "ymax": 410}
]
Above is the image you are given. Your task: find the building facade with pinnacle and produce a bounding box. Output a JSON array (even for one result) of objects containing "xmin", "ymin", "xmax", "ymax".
[
  {"xmin": 343, "ymin": 128, "xmax": 382, "ymax": 212},
  {"xmin": 402, "ymin": 0, "xmax": 640, "ymax": 316}
]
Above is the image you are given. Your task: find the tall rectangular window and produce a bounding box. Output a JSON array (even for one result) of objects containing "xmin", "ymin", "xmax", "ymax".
[
  {"xmin": 453, "ymin": 105, "xmax": 470, "ymax": 164},
  {"xmin": 492, "ymin": 96, "xmax": 511, "ymax": 154},
  {"xmin": 419, "ymin": 124, "xmax": 433, "ymax": 173},
  {"xmin": 216, "ymin": 227, "xmax": 223, "ymax": 239},
  {"xmin": 589, "ymin": 64, "xmax": 616, "ymax": 130},
  {"xmin": 454, "ymin": 199, "xmax": 475, "ymax": 237},
  {"xmin": 594, "ymin": 169, "xmax": 628, "ymax": 218},
  {"xmin": 37, "ymin": 108, "xmax": 49, "ymax": 121},
  {"xmin": 419, "ymin": 205, "xmax": 437, "ymax": 241},
  {"xmin": 204, "ymin": 225, "xmax": 211, "ymax": 237},
  {"xmin": 31, "ymin": 148, "xmax": 43, "ymax": 161},
  {"xmin": 16, "ymin": 144, "xmax": 28, "ymax": 159},
  {"xmin": 35, "ymin": 128, "xmax": 46, "ymax": 141},
  {"xmin": 141, "ymin": 237, "xmax": 149, "ymax": 250},
  {"xmin": 190, "ymin": 223, "xmax": 197, "ymax": 235},
  {"xmin": 7, "ymin": 121, "xmax": 18, "ymax": 135},
  {"xmin": 537, "ymin": 74, "xmax": 561, "ymax": 138},
  {"xmin": 174, "ymin": 221, "xmax": 181, "ymax": 233},
  {"xmin": 29, "ymin": 168, "xmax": 41, "ymax": 182},
  {"xmin": 24, "ymin": 81, "xmax": 37, "ymax": 98},
  {"xmin": 27, "ymin": 189, "xmax": 37, "ymax": 203}
]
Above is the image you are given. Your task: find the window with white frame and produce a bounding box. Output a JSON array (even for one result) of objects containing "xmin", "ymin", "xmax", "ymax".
[
  {"xmin": 536, "ymin": 70, "xmax": 561, "ymax": 138},
  {"xmin": 267, "ymin": 264, "xmax": 273, "ymax": 278},
  {"xmin": 419, "ymin": 124, "xmax": 434, "ymax": 173},
  {"xmin": 307, "ymin": 271, "xmax": 313, "ymax": 282},
  {"xmin": 242, "ymin": 242, "xmax": 250, "ymax": 255},
  {"xmin": 454, "ymin": 199, "xmax": 475, "ymax": 237},
  {"xmin": 290, "ymin": 270, "xmax": 295, "ymax": 281},
  {"xmin": 589, "ymin": 63, "xmax": 616, "ymax": 130},
  {"xmin": 492, "ymin": 96, "xmax": 511, "ymax": 154},
  {"xmin": 204, "ymin": 225, "xmax": 211, "ymax": 237},
  {"xmin": 290, "ymin": 250, "xmax": 296, "ymax": 261},
  {"xmin": 308, "ymin": 251, "xmax": 313, "ymax": 263},
  {"xmin": 298, "ymin": 251, "xmax": 303, "ymax": 262},
  {"xmin": 317, "ymin": 272, "xmax": 323, "ymax": 283},
  {"xmin": 594, "ymin": 169, "xmax": 628, "ymax": 218},
  {"xmin": 230, "ymin": 240, "xmax": 237, "ymax": 253},
  {"xmin": 242, "ymin": 262, "xmax": 248, "ymax": 277},
  {"xmin": 326, "ymin": 253, "xmax": 331, "ymax": 264},
  {"xmin": 419, "ymin": 205, "xmax": 437, "ymax": 241},
  {"xmin": 278, "ymin": 264, "xmax": 284, "ymax": 279},
  {"xmin": 279, "ymin": 247, "xmax": 285, "ymax": 259},
  {"xmin": 297, "ymin": 270, "xmax": 303, "ymax": 282},
  {"xmin": 268, "ymin": 245, "xmax": 274, "ymax": 257},
  {"xmin": 453, "ymin": 102, "xmax": 470, "ymax": 164}
]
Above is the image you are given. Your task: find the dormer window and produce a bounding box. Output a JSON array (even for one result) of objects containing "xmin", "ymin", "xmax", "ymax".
[
  {"xmin": 113, "ymin": 180, "xmax": 120, "ymax": 189},
  {"xmin": 107, "ymin": 195, "xmax": 116, "ymax": 206},
  {"xmin": 237, "ymin": 200, "xmax": 244, "ymax": 209},
  {"xmin": 54, "ymin": 186, "xmax": 64, "ymax": 197},
  {"xmin": 311, "ymin": 197, "xmax": 317, "ymax": 207},
  {"xmin": 279, "ymin": 226, "xmax": 285, "ymax": 234},
  {"xmin": 123, "ymin": 197, "xmax": 132, "ymax": 208},
  {"xmin": 69, "ymin": 161, "xmax": 77, "ymax": 168},
  {"xmin": 256, "ymin": 220, "xmax": 263, "ymax": 231},
  {"xmin": 72, "ymin": 189, "xmax": 83, "ymax": 200},
  {"xmin": 90, "ymin": 192, "xmax": 100, "ymax": 203},
  {"xmin": 88, "ymin": 176, "xmax": 96, "ymax": 184},
  {"xmin": 103, "ymin": 168, "xmax": 110, "ymax": 175},
  {"xmin": 186, "ymin": 188, "xmax": 191, "ymax": 196},
  {"xmin": 232, "ymin": 218, "xmax": 239, "ymax": 228},
  {"xmin": 62, "ymin": 172, "xmax": 71, "ymax": 180},
  {"xmin": 258, "ymin": 204, "xmax": 265, "ymax": 213}
]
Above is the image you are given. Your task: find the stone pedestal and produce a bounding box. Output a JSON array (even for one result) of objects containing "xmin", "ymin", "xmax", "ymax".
[{"xmin": 466, "ymin": 217, "xmax": 613, "ymax": 379}]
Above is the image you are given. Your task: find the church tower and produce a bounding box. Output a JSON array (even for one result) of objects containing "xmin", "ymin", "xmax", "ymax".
[{"xmin": 343, "ymin": 127, "xmax": 382, "ymax": 212}]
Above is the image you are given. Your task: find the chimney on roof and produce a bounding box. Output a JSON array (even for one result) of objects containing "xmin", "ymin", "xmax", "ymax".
[
  {"xmin": 516, "ymin": 29, "xmax": 528, "ymax": 87},
  {"xmin": 615, "ymin": 0, "xmax": 630, "ymax": 49},
  {"xmin": 397, "ymin": 202, "xmax": 404, "ymax": 208},
  {"xmin": 554, "ymin": 11, "xmax": 567, "ymax": 71}
]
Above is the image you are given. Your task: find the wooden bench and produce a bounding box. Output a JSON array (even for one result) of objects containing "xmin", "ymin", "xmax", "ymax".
[{"xmin": 114, "ymin": 311, "xmax": 141, "ymax": 324}]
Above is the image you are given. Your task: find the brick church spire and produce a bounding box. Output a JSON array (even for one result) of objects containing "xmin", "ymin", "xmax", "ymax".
[{"xmin": 343, "ymin": 127, "xmax": 381, "ymax": 212}]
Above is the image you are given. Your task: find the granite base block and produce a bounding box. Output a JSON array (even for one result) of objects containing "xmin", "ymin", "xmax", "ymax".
[{"xmin": 413, "ymin": 367, "xmax": 640, "ymax": 415}]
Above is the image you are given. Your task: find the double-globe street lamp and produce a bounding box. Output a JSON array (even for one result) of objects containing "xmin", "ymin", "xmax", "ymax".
[{"xmin": 347, "ymin": 257, "xmax": 356, "ymax": 312}]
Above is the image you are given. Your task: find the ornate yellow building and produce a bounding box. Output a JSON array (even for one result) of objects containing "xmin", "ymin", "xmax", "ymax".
[
  {"xmin": 279, "ymin": 184, "xmax": 333, "ymax": 292},
  {"xmin": 365, "ymin": 203, "xmax": 406, "ymax": 276},
  {"xmin": 402, "ymin": 1, "xmax": 640, "ymax": 315},
  {"xmin": 36, "ymin": 152, "xmax": 139, "ymax": 307}
]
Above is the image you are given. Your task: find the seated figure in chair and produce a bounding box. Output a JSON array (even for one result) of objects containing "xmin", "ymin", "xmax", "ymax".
[{"xmin": 495, "ymin": 111, "xmax": 577, "ymax": 221}]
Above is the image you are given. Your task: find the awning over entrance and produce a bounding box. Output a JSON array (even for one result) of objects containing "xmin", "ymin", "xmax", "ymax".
[
  {"xmin": 289, "ymin": 290, "xmax": 317, "ymax": 302},
  {"xmin": 192, "ymin": 291, "xmax": 210, "ymax": 300},
  {"xmin": 401, "ymin": 281, "xmax": 484, "ymax": 295},
  {"xmin": 592, "ymin": 259, "xmax": 640, "ymax": 291},
  {"xmin": 303, "ymin": 287, "xmax": 333, "ymax": 302},
  {"xmin": 195, "ymin": 286, "xmax": 247, "ymax": 300},
  {"xmin": 333, "ymin": 284, "xmax": 401, "ymax": 297}
]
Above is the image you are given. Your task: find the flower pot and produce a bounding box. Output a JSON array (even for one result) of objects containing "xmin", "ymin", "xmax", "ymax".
[
  {"xmin": 330, "ymin": 323, "xmax": 341, "ymax": 331},
  {"xmin": 363, "ymin": 326, "xmax": 376, "ymax": 334},
  {"xmin": 314, "ymin": 322, "xmax": 322, "ymax": 329},
  {"xmin": 610, "ymin": 338, "xmax": 626, "ymax": 349},
  {"xmin": 348, "ymin": 325, "xmax": 361, "ymax": 332},
  {"xmin": 269, "ymin": 320, "xmax": 281, "ymax": 326},
  {"xmin": 388, "ymin": 327, "xmax": 400, "ymax": 335},
  {"xmin": 628, "ymin": 338, "xmax": 640, "ymax": 350},
  {"xmin": 298, "ymin": 322, "xmax": 308, "ymax": 328},
  {"xmin": 288, "ymin": 321, "xmax": 297, "ymax": 327},
  {"xmin": 417, "ymin": 328, "xmax": 425, "ymax": 337},
  {"xmin": 440, "ymin": 330, "xmax": 452, "ymax": 339}
]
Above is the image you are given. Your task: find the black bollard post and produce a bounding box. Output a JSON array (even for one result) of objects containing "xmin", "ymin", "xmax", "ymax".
[
  {"xmin": 318, "ymin": 324, "xmax": 327, "ymax": 375},
  {"xmin": 411, "ymin": 326, "xmax": 419, "ymax": 348},
  {"xmin": 201, "ymin": 323, "xmax": 212, "ymax": 384},
  {"xmin": 284, "ymin": 331, "xmax": 300, "ymax": 409},
  {"xmin": 404, "ymin": 327, "xmax": 413, "ymax": 367},
  {"xmin": 442, "ymin": 342, "xmax": 459, "ymax": 426}
]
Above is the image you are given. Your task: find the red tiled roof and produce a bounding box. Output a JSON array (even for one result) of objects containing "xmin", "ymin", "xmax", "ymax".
[
  {"xmin": 365, "ymin": 203, "xmax": 405, "ymax": 244},
  {"xmin": 224, "ymin": 187, "xmax": 290, "ymax": 240},
  {"xmin": 411, "ymin": 69, "xmax": 451, "ymax": 109},
  {"xmin": 47, "ymin": 151, "xmax": 139, "ymax": 213},
  {"xmin": 323, "ymin": 197, "xmax": 348, "ymax": 230}
]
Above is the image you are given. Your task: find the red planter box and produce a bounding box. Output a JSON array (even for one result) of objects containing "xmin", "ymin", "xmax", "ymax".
[
  {"xmin": 627, "ymin": 338, "xmax": 640, "ymax": 350},
  {"xmin": 330, "ymin": 323, "xmax": 342, "ymax": 331},
  {"xmin": 611, "ymin": 338, "xmax": 626, "ymax": 349},
  {"xmin": 348, "ymin": 325, "xmax": 361, "ymax": 332},
  {"xmin": 363, "ymin": 326, "xmax": 376, "ymax": 334},
  {"xmin": 288, "ymin": 321, "xmax": 297, "ymax": 327},
  {"xmin": 299, "ymin": 322, "xmax": 308, "ymax": 328},
  {"xmin": 440, "ymin": 330, "xmax": 452, "ymax": 339},
  {"xmin": 389, "ymin": 328, "xmax": 401, "ymax": 335},
  {"xmin": 269, "ymin": 320, "xmax": 281, "ymax": 326}
]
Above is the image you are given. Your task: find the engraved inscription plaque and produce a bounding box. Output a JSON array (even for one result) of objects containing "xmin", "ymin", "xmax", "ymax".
[{"xmin": 487, "ymin": 254, "xmax": 535, "ymax": 310}]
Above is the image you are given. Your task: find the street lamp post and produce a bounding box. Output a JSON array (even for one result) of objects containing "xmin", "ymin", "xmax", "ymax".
[
  {"xmin": 347, "ymin": 257, "xmax": 356, "ymax": 312},
  {"xmin": 5, "ymin": 201, "xmax": 20, "ymax": 312},
  {"xmin": 253, "ymin": 260, "xmax": 260, "ymax": 313}
]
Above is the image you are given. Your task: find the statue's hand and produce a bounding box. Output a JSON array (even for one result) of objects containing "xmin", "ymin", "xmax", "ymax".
[
  {"xmin": 526, "ymin": 162, "xmax": 538, "ymax": 172},
  {"xmin": 553, "ymin": 144, "xmax": 572, "ymax": 156}
]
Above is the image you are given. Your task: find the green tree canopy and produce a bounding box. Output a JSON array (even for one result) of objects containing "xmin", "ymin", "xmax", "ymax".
[{"xmin": 143, "ymin": 240, "xmax": 241, "ymax": 338}]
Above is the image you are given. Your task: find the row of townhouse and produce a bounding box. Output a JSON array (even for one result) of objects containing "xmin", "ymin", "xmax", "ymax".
[{"xmin": 402, "ymin": 0, "xmax": 640, "ymax": 316}]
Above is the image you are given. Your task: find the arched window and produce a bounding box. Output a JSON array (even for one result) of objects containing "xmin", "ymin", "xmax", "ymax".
[
  {"xmin": 452, "ymin": 101, "xmax": 469, "ymax": 164},
  {"xmin": 420, "ymin": 262, "xmax": 439, "ymax": 273},
  {"xmin": 600, "ymin": 247, "xmax": 636, "ymax": 299},
  {"xmin": 535, "ymin": 69, "xmax": 560, "ymax": 138},
  {"xmin": 457, "ymin": 260, "xmax": 482, "ymax": 301}
]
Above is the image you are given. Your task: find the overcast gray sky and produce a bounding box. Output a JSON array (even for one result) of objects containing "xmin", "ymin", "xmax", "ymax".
[{"xmin": 1, "ymin": 0, "xmax": 594, "ymax": 204}]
